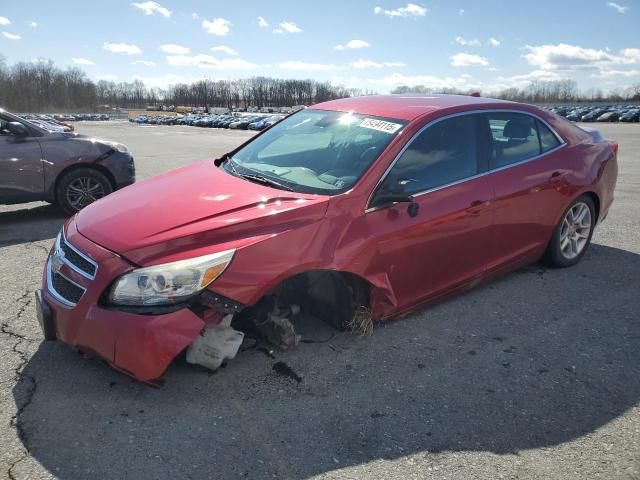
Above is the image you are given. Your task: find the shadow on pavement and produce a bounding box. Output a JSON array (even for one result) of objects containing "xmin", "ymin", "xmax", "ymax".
[
  {"xmin": 14, "ymin": 244, "xmax": 640, "ymax": 479},
  {"xmin": 0, "ymin": 204, "xmax": 66, "ymax": 247}
]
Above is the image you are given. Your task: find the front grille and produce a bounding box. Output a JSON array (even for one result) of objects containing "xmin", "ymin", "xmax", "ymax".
[
  {"xmin": 50, "ymin": 268, "xmax": 85, "ymax": 305},
  {"xmin": 46, "ymin": 230, "xmax": 96, "ymax": 307},
  {"xmin": 60, "ymin": 239, "xmax": 97, "ymax": 278}
]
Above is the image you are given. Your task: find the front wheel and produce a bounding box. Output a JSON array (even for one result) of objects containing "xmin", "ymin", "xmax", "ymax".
[
  {"xmin": 56, "ymin": 168, "xmax": 113, "ymax": 216},
  {"xmin": 544, "ymin": 195, "xmax": 595, "ymax": 268}
]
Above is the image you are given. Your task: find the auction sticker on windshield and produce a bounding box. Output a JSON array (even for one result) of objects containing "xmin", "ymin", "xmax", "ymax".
[{"xmin": 359, "ymin": 118, "xmax": 403, "ymax": 134}]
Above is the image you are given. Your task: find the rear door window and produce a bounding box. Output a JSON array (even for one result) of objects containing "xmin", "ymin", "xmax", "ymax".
[{"xmin": 486, "ymin": 112, "xmax": 540, "ymax": 169}]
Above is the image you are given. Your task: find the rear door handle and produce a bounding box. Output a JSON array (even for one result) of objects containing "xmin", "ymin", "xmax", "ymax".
[{"xmin": 465, "ymin": 199, "xmax": 489, "ymax": 215}]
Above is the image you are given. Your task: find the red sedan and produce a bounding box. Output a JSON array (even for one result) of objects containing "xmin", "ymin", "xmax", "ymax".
[{"xmin": 36, "ymin": 95, "xmax": 618, "ymax": 382}]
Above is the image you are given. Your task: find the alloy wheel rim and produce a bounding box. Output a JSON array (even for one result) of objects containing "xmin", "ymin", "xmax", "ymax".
[
  {"xmin": 560, "ymin": 201, "xmax": 592, "ymax": 260},
  {"xmin": 66, "ymin": 177, "xmax": 105, "ymax": 210}
]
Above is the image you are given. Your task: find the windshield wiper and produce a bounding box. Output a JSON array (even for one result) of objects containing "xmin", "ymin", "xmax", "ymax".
[
  {"xmin": 237, "ymin": 172, "xmax": 294, "ymax": 191},
  {"xmin": 224, "ymin": 158, "xmax": 294, "ymax": 191}
]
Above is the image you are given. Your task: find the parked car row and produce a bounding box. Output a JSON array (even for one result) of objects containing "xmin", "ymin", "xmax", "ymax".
[
  {"xmin": 545, "ymin": 105, "xmax": 640, "ymax": 123},
  {"xmin": 130, "ymin": 113, "xmax": 286, "ymax": 131},
  {"xmin": 19, "ymin": 114, "xmax": 75, "ymax": 132},
  {"xmin": 55, "ymin": 113, "xmax": 111, "ymax": 122}
]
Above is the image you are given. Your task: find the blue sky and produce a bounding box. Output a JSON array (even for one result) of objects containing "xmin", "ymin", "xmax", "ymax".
[{"xmin": 1, "ymin": 0, "xmax": 638, "ymax": 94}]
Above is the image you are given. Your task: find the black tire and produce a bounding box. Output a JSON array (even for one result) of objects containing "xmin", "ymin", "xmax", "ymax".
[
  {"xmin": 544, "ymin": 195, "xmax": 596, "ymax": 268},
  {"xmin": 55, "ymin": 168, "xmax": 113, "ymax": 216}
]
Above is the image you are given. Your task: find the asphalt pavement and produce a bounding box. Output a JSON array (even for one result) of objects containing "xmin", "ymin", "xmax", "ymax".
[{"xmin": 1, "ymin": 121, "xmax": 638, "ymax": 479}]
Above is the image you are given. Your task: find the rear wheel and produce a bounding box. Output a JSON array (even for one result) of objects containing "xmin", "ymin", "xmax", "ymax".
[
  {"xmin": 56, "ymin": 168, "xmax": 113, "ymax": 216},
  {"xmin": 544, "ymin": 195, "xmax": 595, "ymax": 268}
]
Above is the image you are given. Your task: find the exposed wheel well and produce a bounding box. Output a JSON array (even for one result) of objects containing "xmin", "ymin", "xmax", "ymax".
[
  {"xmin": 54, "ymin": 163, "xmax": 117, "ymax": 202},
  {"xmin": 582, "ymin": 191, "xmax": 600, "ymax": 224},
  {"xmin": 237, "ymin": 270, "xmax": 372, "ymax": 331}
]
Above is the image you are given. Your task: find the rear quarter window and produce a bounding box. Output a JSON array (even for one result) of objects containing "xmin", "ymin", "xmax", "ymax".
[{"xmin": 537, "ymin": 120, "xmax": 561, "ymax": 152}]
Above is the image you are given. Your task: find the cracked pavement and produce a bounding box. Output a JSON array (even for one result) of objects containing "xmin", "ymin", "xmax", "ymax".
[{"xmin": 0, "ymin": 122, "xmax": 638, "ymax": 479}]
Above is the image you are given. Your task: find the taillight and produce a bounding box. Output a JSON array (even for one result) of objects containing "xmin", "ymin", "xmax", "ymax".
[{"xmin": 608, "ymin": 140, "xmax": 619, "ymax": 156}]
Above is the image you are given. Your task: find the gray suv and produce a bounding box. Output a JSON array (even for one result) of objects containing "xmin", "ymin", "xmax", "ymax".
[{"xmin": 0, "ymin": 108, "xmax": 135, "ymax": 215}]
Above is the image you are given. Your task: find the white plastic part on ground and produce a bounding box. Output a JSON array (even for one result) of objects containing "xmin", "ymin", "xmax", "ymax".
[{"xmin": 186, "ymin": 314, "xmax": 244, "ymax": 371}]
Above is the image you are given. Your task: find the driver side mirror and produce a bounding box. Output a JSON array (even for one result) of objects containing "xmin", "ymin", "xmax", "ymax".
[
  {"xmin": 372, "ymin": 178, "xmax": 415, "ymax": 206},
  {"xmin": 373, "ymin": 191, "xmax": 414, "ymax": 205},
  {"xmin": 8, "ymin": 122, "xmax": 28, "ymax": 137},
  {"xmin": 371, "ymin": 178, "xmax": 420, "ymax": 217}
]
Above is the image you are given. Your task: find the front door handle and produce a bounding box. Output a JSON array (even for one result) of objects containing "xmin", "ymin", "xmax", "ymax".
[
  {"xmin": 465, "ymin": 199, "xmax": 489, "ymax": 215},
  {"xmin": 549, "ymin": 171, "xmax": 564, "ymax": 184}
]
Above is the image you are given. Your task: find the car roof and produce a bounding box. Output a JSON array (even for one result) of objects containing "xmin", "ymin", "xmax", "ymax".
[{"xmin": 312, "ymin": 94, "xmax": 516, "ymax": 121}]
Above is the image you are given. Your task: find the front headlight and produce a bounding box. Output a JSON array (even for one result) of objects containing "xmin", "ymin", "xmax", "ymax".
[{"xmin": 108, "ymin": 249, "xmax": 235, "ymax": 306}]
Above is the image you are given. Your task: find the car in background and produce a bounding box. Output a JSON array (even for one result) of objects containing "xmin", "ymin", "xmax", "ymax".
[
  {"xmin": 0, "ymin": 107, "xmax": 135, "ymax": 215},
  {"xmin": 248, "ymin": 115, "xmax": 285, "ymax": 130},
  {"xmin": 620, "ymin": 109, "xmax": 640, "ymax": 122},
  {"xmin": 581, "ymin": 109, "xmax": 608, "ymax": 122},
  {"xmin": 596, "ymin": 111, "xmax": 620, "ymax": 122},
  {"xmin": 20, "ymin": 115, "xmax": 66, "ymax": 132},
  {"xmin": 229, "ymin": 116, "xmax": 262, "ymax": 129},
  {"xmin": 36, "ymin": 95, "xmax": 617, "ymax": 382}
]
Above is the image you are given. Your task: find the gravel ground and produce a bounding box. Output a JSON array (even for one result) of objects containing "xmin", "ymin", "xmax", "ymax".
[{"xmin": 1, "ymin": 121, "xmax": 638, "ymax": 480}]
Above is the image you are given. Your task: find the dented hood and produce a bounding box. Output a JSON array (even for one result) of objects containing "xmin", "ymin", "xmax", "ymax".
[{"xmin": 76, "ymin": 160, "xmax": 330, "ymax": 265}]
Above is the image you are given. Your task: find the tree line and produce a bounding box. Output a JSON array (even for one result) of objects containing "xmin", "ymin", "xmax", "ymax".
[
  {"xmin": 2, "ymin": 56, "xmax": 639, "ymax": 113},
  {"xmin": 0, "ymin": 57, "xmax": 356, "ymax": 112},
  {"xmin": 392, "ymin": 79, "xmax": 640, "ymax": 103}
]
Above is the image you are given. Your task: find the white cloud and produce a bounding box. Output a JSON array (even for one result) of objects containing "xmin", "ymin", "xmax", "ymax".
[
  {"xmin": 191, "ymin": 12, "xmax": 199, "ymax": 20},
  {"xmin": 350, "ymin": 59, "xmax": 406, "ymax": 68},
  {"xmin": 103, "ymin": 42, "xmax": 142, "ymax": 55},
  {"xmin": 524, "ymin": 43, "xmax": 619, "ymax": 70},
  {"xmin": 160, "ymin": 44, "xmax": 190, "ymax": 54},
  {"xmin": 488, "ymin": 38, "xmax": 501, "ymax": 47},
  {"xmin": 132, "ymin": 1, "xmax": 171, "ymax": 17},
  {"xmin": 97, "ymin": 74, "xmax": 119, "ymax": 82},
  {"xmin": 591, "ymin": 69, "xmax": 640, "ymax": 78},
  {"xmin": 30, "ymin": 21, "xmax": 38, "ymax": 27},
  {"xmin": 621, "ymin": 48, "xmax": 640, "ymax": 63},
  {"xmin": 257, "ymin": 16, "xmax": 269, "ymax": 27},
  {"xmin": 374, "ymin": 3, "xmax": 427, "ymax": 18},
  {"xmin": 458, "ymin": 9, "xmax": 465, "ymax": 15},
  {"xmin": 210, "ymin": 45, "xmax": 238, "ymax": 56},
  {"xmin": 202, "ymin": 17, "xmax": 232, "ymax": 36},
  {"xmin": 72, "ymin": 57, "xmax": 95, "ymax": 65},
  {"xmin": 494, "ymin": 70, "xmax": 568, "ymax": 90},
  {"xmin": 166, "ymin": 54, "xmax": 257, "ymax": 69},
  {"xmin": 451, "ymin": 53, "xmax": 489, "ymax": 67},
  {"xmin": 455, "ymin": 36, "xmax": 481, "ymax": 47},
  {"xmin": 1, "ymin": 32, "xmax": 20, "ymax": 40},
  {"xmin": 606, "ymin": 2, "xmax": 628, "ymax": 13},
  {"xmin": 335, "ymin": 39, "xmax": 371, "ymax": 50},
  {"xmin": 369, "ymin": 69, "xmax": 576, "ymax": 94},
  {"xmin": 276, "ymin": 61, "xmax": 338, "ymax": 71},
  {"xmin": 133, "ymin": 60, "xmax": 157, "ymax": 66},
  {"xmin": 273, "ymin": 21, "xmax": 302, "ymax": 34},
  {"xmin": 0, "ymin": 16, "xmax": 10, "ymax": 25},
  {"xmin": 369, "ymin": 73, "xmax": 483, "ymax": 91}
]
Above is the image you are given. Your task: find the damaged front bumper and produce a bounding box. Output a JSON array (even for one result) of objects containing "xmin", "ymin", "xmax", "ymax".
[
  {"xmin": 40, "ymin": 293, "xmax": 205, "ymax": 381},
  {"xmin": 39, "ymin": 222, "xmax": 246, "ymax": 383}
]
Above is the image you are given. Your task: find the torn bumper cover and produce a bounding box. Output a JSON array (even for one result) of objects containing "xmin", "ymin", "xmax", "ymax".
[
  {"xmin": 48, "ymin": 301, "xmax": 205, "ymax": 382},
  {"xmin": 39, "ymin": 221, "xmax": 247, "ymax": 382}
]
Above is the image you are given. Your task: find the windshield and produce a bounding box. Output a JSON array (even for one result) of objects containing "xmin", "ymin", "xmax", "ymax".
[{"xmin": 226, "ymin": 109, "xmax": 406, "ymax": 195}]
